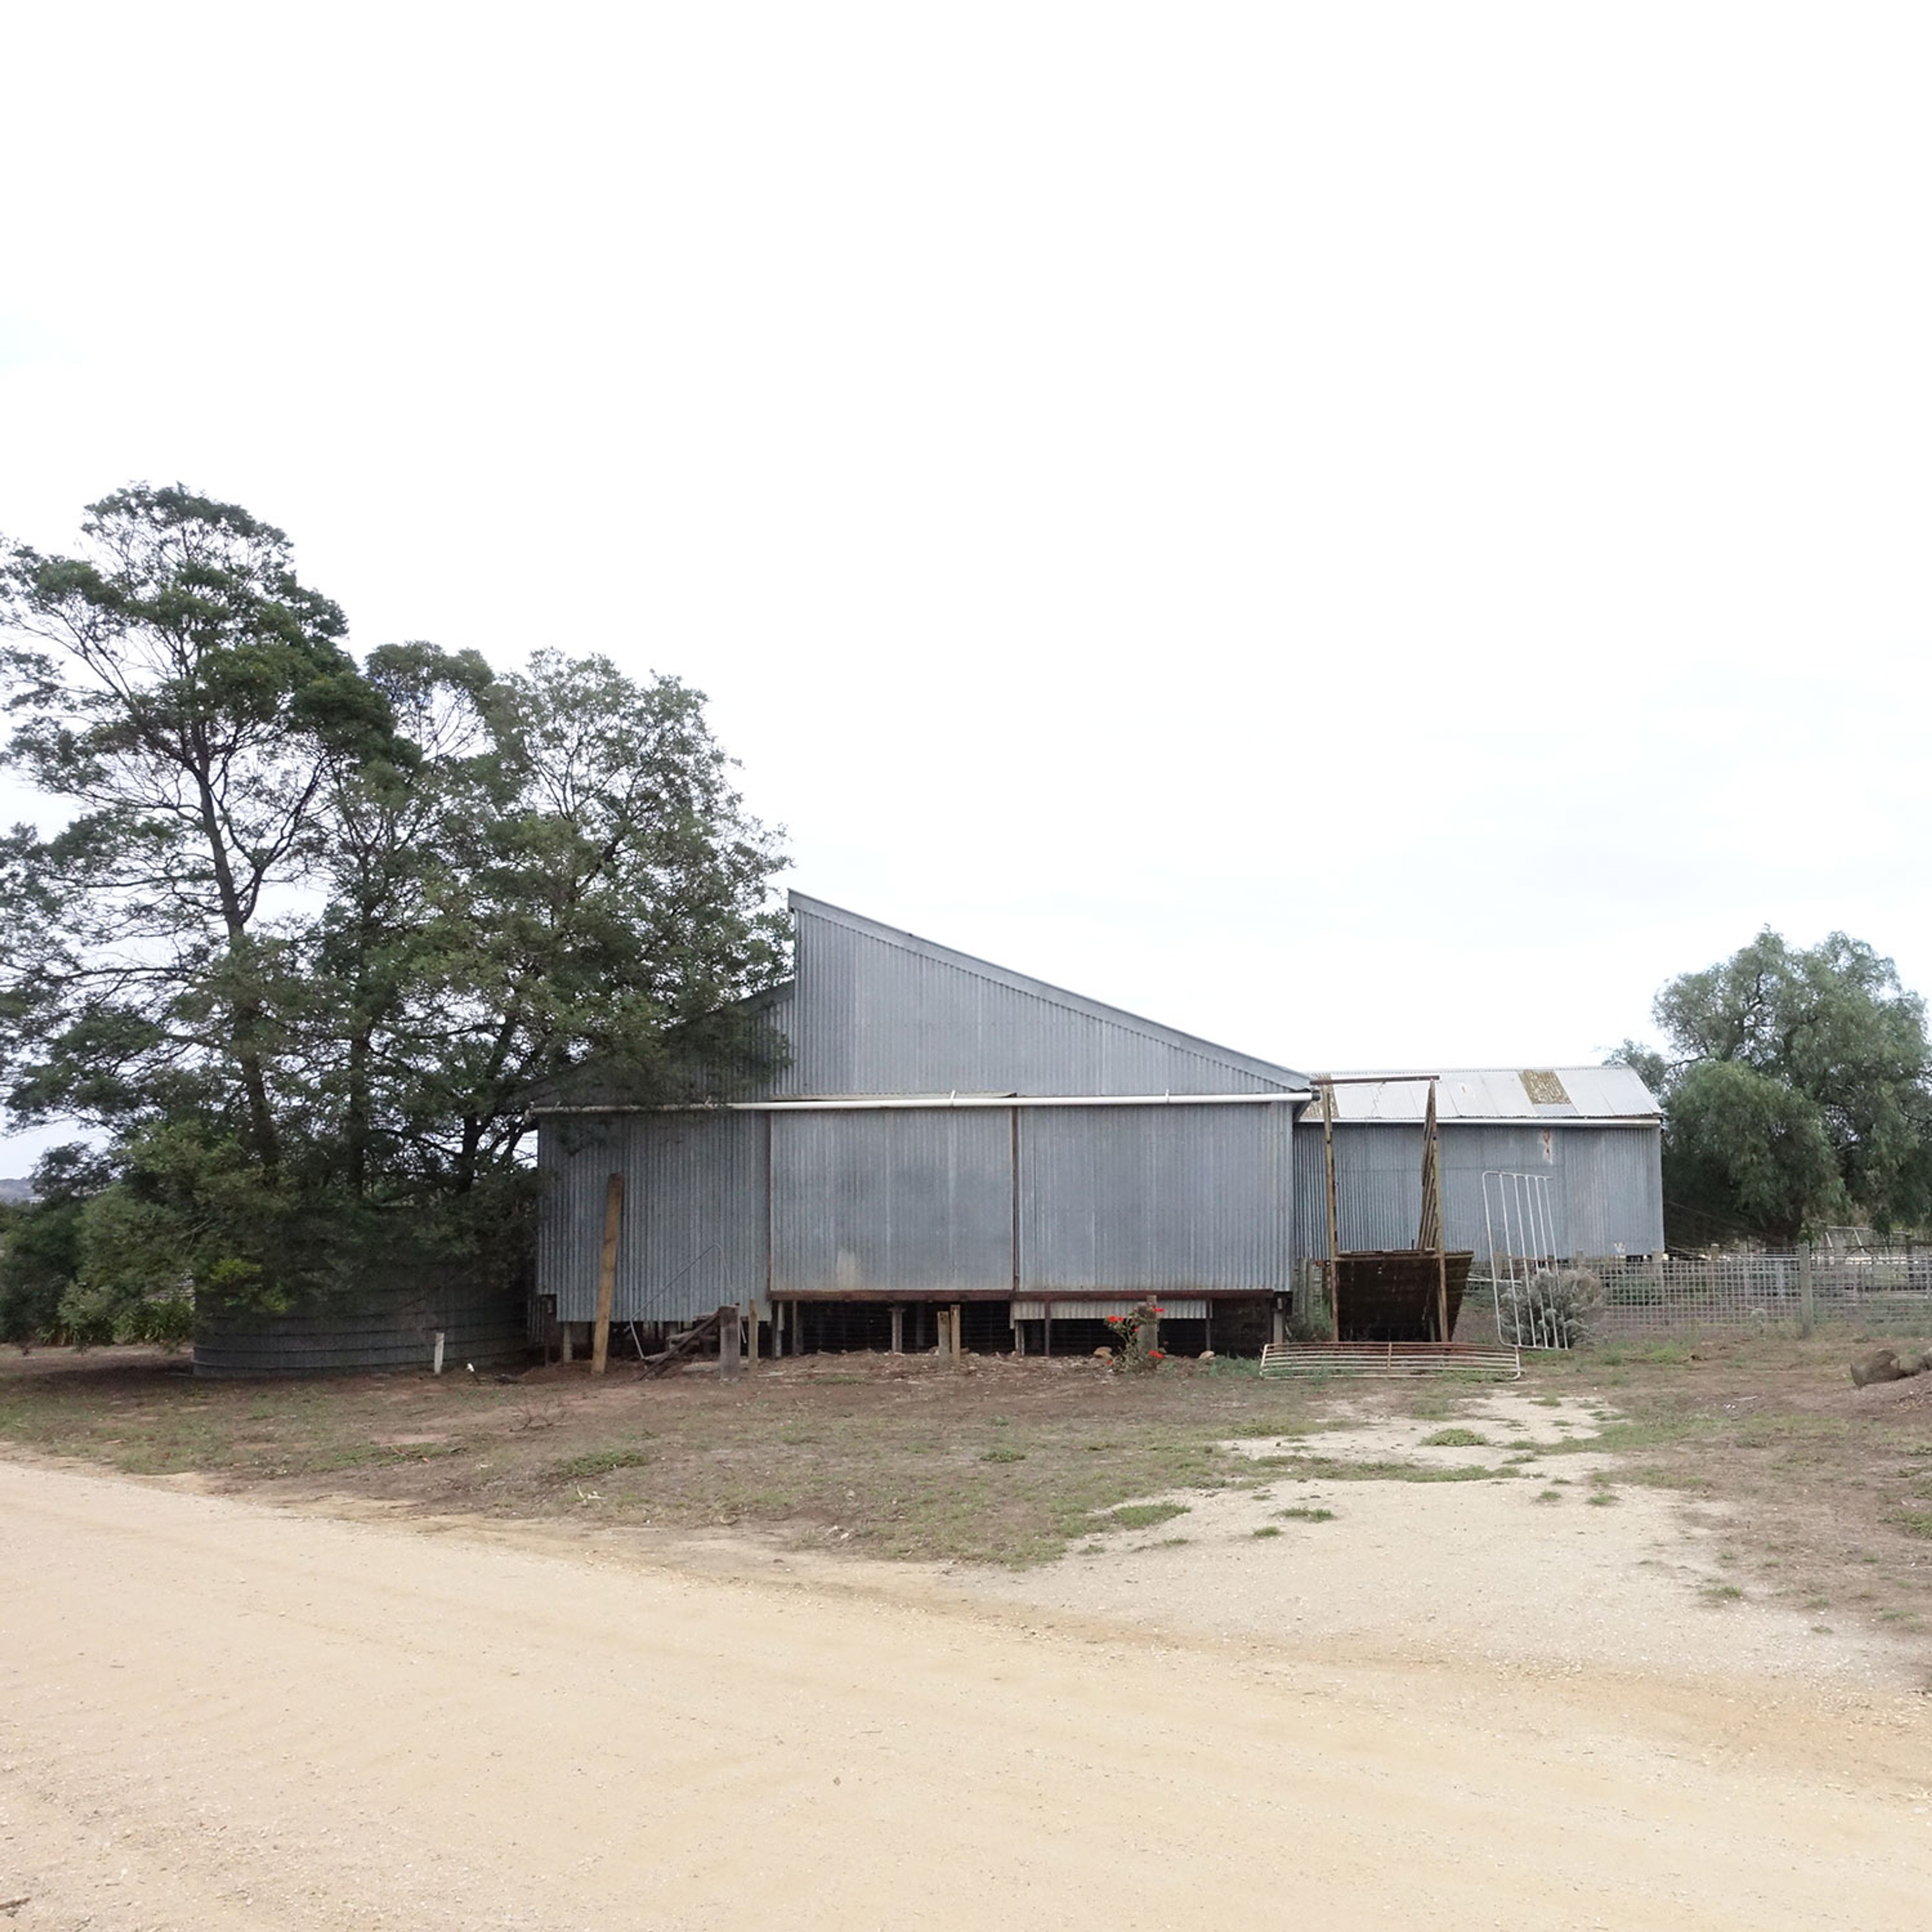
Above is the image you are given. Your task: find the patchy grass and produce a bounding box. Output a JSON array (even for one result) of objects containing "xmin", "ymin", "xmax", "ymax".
[
  {"xmin": 1273, "ymin": 1456, "xmax": 1506, "ymax": 1484},
  {"xmin": 1276, "ymin": 1505, "xmax": 1337, "ymax": 1523},
  {"xmin": 1251, "ymin": 1524, "xmax": 1283, "ymax": 1539},
  {"xmin": 1505, "ymin": 1330, "xmax": 1932, "ymax": 1641},
  {"xmin": 0, "ymin": 1350, "xmax": 1325, "ymax": 1567},
  {"xmin": 548, "ymin": 1447, "xmax": 654, "ymax": 1481},
  {"xmin": 7, "ymin": 1331, "xmax": 1932, "ymax": 1651},
  {"xmin": 1100, "ymin": 1501, "xmax": 1190, "ymax": 1532},
  {"xmin": 1419, "ymin": 1427, "xmax": 1489, "ymax": 1448},
  {"xmin": 1597, "ymin": 1340, "xmax": 1698, "ymax": 1367}
]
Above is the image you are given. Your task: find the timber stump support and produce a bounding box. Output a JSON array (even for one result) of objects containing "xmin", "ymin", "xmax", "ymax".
[{"xmin": 591, "ymin": 1173, "xmax": 624, "ymax": 1376}]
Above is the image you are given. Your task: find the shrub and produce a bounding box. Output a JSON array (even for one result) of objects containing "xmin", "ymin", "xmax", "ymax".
[{"xmin": 1496, "ymin": 1267, "xmax": 1604, "ymax": 1347}]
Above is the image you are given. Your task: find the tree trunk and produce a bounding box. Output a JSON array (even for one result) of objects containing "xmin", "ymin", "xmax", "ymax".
[
  {"xmin": 196, "ymin": 774, "xmax": 281, "ymax": 1174},
  {"xmin": 346, "ymin": 1026, "xmax": 371, "ymax": 1195}
]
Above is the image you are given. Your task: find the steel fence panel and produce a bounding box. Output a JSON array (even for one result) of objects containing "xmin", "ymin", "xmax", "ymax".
[{"xmin": 1470, "ymin": 1249, "xmax": 1932, "ymax": 1340}]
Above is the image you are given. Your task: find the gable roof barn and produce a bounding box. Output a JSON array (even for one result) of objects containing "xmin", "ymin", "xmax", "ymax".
[{"xmin": 531, "ymin": 894, "xmax": 1666, "ymax": 1340}]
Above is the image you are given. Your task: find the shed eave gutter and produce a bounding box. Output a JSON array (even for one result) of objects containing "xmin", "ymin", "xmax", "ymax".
[{"xmin": 530, "ymin": 1091, "xmax": 1312, "ymax": 1115}]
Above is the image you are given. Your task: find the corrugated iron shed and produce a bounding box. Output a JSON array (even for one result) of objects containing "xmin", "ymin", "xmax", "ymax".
[{"xmin": 533, "ymin": 900, "xmax": 1669, "ymax": 1336}]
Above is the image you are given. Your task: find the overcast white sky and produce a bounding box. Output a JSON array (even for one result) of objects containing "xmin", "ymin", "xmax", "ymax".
[{"xmin": 3, "ymin": 3, "xmax": 1930, "ymax": 1165}]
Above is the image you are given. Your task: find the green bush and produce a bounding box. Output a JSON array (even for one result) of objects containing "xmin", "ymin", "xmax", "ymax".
[{"xmin": 1497, "ymin": 1267, "xmax": 1604, "ymax": 1346}]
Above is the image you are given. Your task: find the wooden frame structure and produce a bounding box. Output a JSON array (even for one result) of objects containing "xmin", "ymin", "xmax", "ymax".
[{"xmin": 1316, "ymin": 1074, "xmax": 1461, "ymax": 1344}]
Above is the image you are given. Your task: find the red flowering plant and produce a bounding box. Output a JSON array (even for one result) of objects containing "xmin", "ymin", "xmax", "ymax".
[{"xmin": 1102, "ymin": 1301, "xmax": 1166, "ymax": 1374}]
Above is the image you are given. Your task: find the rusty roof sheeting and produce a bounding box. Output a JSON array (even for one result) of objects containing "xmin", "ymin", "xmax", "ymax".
[{"xmin": 1316, "ymin": 1066, "xmax": 1660, "ymax": 1123}]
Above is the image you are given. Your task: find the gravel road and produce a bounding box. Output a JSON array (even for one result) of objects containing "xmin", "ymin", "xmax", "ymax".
[{"xmin": 2, "ymin": 1453, "xmax": 1928, "ymax": 1930}]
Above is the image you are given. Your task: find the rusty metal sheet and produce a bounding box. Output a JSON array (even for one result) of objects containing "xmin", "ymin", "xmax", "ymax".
[{"xmin": 1336, "ymin": 1250, "xmax": 1475, "ymax": 1342}]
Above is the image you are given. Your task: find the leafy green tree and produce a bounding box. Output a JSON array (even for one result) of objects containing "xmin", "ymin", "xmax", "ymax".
[
  {"xmin": 302, "ymin": 640, "xmax": 499, "ymax": 1196},
  {"xmin": 294, "ymin": 643, "xmax": 788, "ymax": 1201},
  {"xmin": 1, "ymin": 487, "xmax": 789, "ymax": 1337},
  {"xmin": 1658, "ymin": 1060, "xmax": 1848, "ymax": 1246},
  {"xmin": 0, "ymin": 1145, "xmax": 115, "ymax": 1344},
  {"xmin": 429, "ymin": 649, "xmax": 788, "ymax": 1187},
  {"xmin": 0, "ymin": 485, "xmax": 393, "ymax": 1172},
  {"xmin": 1616, "ymin": 929, "xmax": 1932, "ymax": 1244}
]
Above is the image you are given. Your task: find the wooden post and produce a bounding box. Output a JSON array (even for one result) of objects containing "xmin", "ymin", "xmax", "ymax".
[
  {"xmin": 719, "ymin": 1302, "xmax": 742, "ymax": 1380},
  {"xmin": 1798, "ymin": 1241, "xmax": 1815, "ymax": 1337},
  {"xmin": 1320, "ymin": 1079, "xmax": 1343, "ymax": 1343},
  {"xmin": 890, "ymin": 1304, "xmax": 904, "ymax": 1354},
  {"xmin": 560, "ymin": 1323, "xmax": 574, "ymax": 1364},
  {"xmin": 951, "ymin": 1302, "xmax": 963, "ymax": 1361},
  {"xmin": 1428, "ymin": 1081, "xmax": 1450, "ymax": 1345},
  {"xmin": 747, "ymin": 1300, "xmax": 760, "ymax": 1365},
  {"xmin": 591, "ymin": 1172, "xmax": 624, "ymax": 1376}
]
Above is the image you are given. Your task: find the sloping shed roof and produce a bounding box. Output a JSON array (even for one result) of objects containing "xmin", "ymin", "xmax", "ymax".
[
  {"xmin": 1317, "ymin": 1066, "xmax": 1660, "ymax": 1123},
  {"xmin": 778, "ymin": 894, "xmax": 1309, "ymax": 1096}
]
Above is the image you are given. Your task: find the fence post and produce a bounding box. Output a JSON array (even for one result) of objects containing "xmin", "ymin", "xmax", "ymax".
[{"xmin": 1798, "ymin": 1241, "xmax": 1815, "ymax": 1337}]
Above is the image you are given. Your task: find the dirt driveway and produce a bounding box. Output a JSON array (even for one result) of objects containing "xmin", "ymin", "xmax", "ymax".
[{"xmin": 2, "ymin": 1451, "xmax": 1929, "ymax": 1931}]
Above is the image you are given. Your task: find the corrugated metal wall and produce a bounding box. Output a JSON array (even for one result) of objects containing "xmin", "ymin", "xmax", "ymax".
[
  {"xmin": 772, "ymin": 1109, "xmax": 1013, "ymax": 1294},
  {"xmin": 542, "ymin": 1100, "xmax": 1297, "ymax": 1320},
  {"xmin": 1020, "ymin": 1105, "xmax": 1292, "ymax": 1294},
  {"xmin": 775, "ymin": 903, "xmax": 1295, "ymax": 1097},
  {"xmin": 539, "ymin": 1111, "xmax": 768, "ymax": 1322},
  {"xmin": 1292, "ymin": 1122, "xmax": 1665, "ymax": 1263},
  {"xmin": 1562, "ymin": 1127, "xmax": 1666, "ymax": 1257}
]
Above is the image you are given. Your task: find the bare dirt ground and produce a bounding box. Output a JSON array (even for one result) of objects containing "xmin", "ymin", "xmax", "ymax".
[
  {"xmin": 966, "ymin": 1390, "xmax": 1921, "ymax": 1682},
  {"xmin": 4, "ymin": 1357, "xmax": 1932, "ymax": 1929}
]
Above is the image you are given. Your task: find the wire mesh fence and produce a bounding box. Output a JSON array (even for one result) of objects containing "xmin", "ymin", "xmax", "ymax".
[{"xmin": 1466, "ymin": 1249, "xmax": 1932, "ymax": 1346}]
